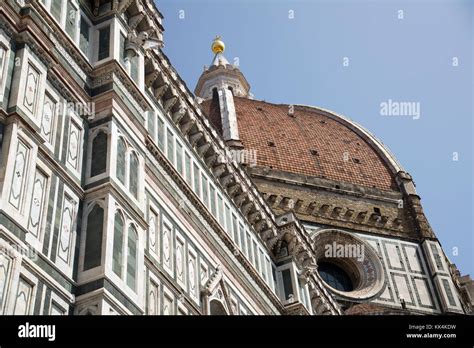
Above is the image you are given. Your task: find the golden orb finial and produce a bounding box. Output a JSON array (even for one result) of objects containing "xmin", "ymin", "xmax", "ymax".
[{"xmin": 211, "ymin": 36, "xmax": 225, "ymax": 54}]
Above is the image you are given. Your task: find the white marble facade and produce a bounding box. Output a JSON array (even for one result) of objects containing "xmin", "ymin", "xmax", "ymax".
[
  {"xmin": 0, "ymin": 0, "xmax": 468, "ymax": 317},
  {"xmin": 305, "ymin": 224, "xmax": 464, "ymax": 314}
]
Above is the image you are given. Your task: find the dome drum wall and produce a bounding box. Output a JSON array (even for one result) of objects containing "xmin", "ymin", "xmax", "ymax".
[
  {"xmin": 312, "ymin": 230, "xmax": 386, "ymax": 302},
  {"xmin": 306, "ymin": 224, "xmax": 466, "ymax": 314},
  {"xmin": 250, "ymin": 170, "xmax": 420, "ymax": 240}
]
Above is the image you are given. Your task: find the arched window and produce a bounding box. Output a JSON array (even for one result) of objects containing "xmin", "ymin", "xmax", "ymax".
[
  {"xmin": 112, "ymin": 212, "xmax": 124, "ymax": 277},
  {"xmin": 116, "ymin": 137, "xmax": 127, "ymax": 185},
  {"xmin": 116, "ymin": 135, "xmax": 141, "ymax": 200},
  {"xmin": 209, "ymin": 299, "xmax": 228, "ymax": 315},
  {"xmin": 84, "ymin": 205, "xmax": 104, "ymax": 270},
  {"xmin": 91, "ymin": 131, "xmax": 107, "ymax": 177},
  {"xmin": 126, "ymin": 225, "xmax": 138, "ymax": 290},
  {"xmin": 129, "ymin": 152, "xmax": 139, "ymax": 199}
]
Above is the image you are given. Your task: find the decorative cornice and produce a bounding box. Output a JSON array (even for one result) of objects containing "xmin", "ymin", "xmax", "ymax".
[
  {"xmin": 0, "ymin": 8, "xmax": 16, "ymax": 38},
  {"xmin": 91, "ymin": 62, "xmax": 150, "ymax": 112}
]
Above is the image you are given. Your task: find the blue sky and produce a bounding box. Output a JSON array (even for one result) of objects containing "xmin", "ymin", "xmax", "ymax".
[{"xmin": 156, "ymin": 0, "xmax": 473, "ymax": 275}]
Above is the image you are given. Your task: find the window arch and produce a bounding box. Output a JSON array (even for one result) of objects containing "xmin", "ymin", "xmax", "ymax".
[
  {"xmin": 112, "ymin": 212, "xmax": 124, "ymax": 277},
  {"xmin": 115, "ymin": 135, "xmax": 141, "ymax": 201},
  {"xmin": 84, "ymin": 204, "xmax": 104, "ymax": 270},
  {"xmin": 129, "ymin": 152, "xmax": 139, "ymax": 199},
  {"xmin": 91, "ymin": 130, "xmax": 107, "ymax": 177},
  {"xmin": 209, "ymin": 299, "xmax": 228, "ymax": 315},
  {"xmin": 126, "ymin": 225, "xmax": 138, "ymax": 290},
  {"xmin": 116, "ymin": 137, "xmax": 127, "ymax": 185}
]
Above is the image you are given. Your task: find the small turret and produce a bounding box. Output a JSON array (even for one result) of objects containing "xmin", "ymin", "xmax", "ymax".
[
  {"xmin": 195, "ymin": 37, "xmax": 250, "ymax": 147},
  {"xmin": 195, "ymin": 36, "xmax": 251, "ymax": 100}
]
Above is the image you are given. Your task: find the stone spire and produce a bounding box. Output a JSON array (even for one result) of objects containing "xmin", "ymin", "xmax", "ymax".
[{"xmin": 195, "ymin": 37, "xmax": 250, "ymax": 147}]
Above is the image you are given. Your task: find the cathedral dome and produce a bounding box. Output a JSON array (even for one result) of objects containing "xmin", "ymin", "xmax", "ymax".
[{"xmin": 201, "ymin": 96, "xmax": 402, "ymax": 192}]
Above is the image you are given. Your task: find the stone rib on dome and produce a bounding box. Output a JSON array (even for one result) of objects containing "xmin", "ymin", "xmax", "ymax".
[{"xmin": 201, "ymin": 96, "xmax": 400, "ymax": 192}]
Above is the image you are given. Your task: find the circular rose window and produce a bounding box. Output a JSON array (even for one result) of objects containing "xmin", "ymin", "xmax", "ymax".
[{"xmin": 312, "ymin": 229, "xmax": 386, "ymax": 301}]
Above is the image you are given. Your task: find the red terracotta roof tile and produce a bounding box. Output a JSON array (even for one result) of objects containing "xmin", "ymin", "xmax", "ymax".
[{"xmin": 201, "ymin": 97, "xmax": 398, "ymax": 192}]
